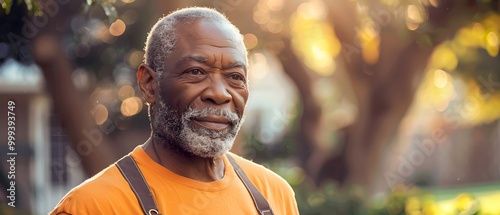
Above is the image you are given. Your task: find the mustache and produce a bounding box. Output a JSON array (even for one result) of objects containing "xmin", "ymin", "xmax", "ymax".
[{"xmin": 182, "ymin": 107, "xmax": 240, "ymax": 126}]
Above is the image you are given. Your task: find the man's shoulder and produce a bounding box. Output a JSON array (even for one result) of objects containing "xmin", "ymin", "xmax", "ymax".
[
  {"xmin": 50, "ymin": 163, "xmax": 134, "ymax": 214},
  {"xmin": 226, "ymin": 152, "xmax": 291, "ymax": 188},
  {"xmin": 73, "ymin": 163, "xmax": 126, "ymax": 192}
]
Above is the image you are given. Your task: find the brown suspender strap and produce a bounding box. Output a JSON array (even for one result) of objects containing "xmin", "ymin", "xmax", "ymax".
[
  {"xmin": 116, "ymin": 155, "xmax": 162, "ymax": 215},
  {"xmin": 226, "ymin": 154, "xmax": 275, "ymax": 215},
  {"xmin": 117, "ymin": 154, "xmax": 274, "ymax": 215}
]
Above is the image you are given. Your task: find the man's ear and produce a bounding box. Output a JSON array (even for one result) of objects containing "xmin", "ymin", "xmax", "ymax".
[{"xmin": 137, "ymin": 64, "xmax": 157, "ymax": 104}]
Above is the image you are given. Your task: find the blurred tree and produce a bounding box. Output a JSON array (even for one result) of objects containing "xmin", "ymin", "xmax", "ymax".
[
  {"xmin": 1, "ymin": 0, "xmax": 118, "ymax": 176},
  {"xmin": 217, "ymin": 0, "xmax": 500, "ymax": 194},
  {"xmin": 319, "ymin": 0, "xmax": 500, "ymax": 192}
]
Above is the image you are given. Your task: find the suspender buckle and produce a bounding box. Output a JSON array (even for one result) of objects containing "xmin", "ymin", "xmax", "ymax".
[
  {"xmin": 261, "ymin": 209, "xmax": 274, "ymax": 215},
  {"xmin": 148, "ymin": 209, "xmax": 161, "ymax": 215}
]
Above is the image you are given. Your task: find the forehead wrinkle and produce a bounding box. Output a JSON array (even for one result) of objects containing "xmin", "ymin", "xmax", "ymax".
[
  {"xmin": 220, "ymin": 53, "xmax": 223, "ymax": 68},
  {"xmin": 176, "ymin": 55, "xmax": 208, "ymax": 67},
  {"xmin": 178, "ymin": 53, "xmax": 246, "ymax": 71}
]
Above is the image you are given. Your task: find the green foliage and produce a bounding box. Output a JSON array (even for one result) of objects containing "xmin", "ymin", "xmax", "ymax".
[
  {"xmin": 289, "ymin": 180, "xmax": 494, "ymax": 215},
  {"xmin": 1, "ymin": 0, "xmax": 117, "ymax": 23},
  {"xmin": 85, "ymin": 0, "xmax": 118, "ymax": 23},
  {"xmin": 0, "ymin": 205, "xmax": 32, "ymax": 215},
  {"xmin": 1, "ymin": 0, "xmax": 14, "ymax": 14},
  {"xmin": 1, "ymin": 0, "xmax": 42, "ymax": 15},
  {"xmin": 293, "ymin": 182, "xmax": 370, "ymax": 215},
  {"xmin": 259, "ymin": 152, "xmax": 499, "ymax": 215},
  {"xmin": 290, "ymin": 181, "xmax": 499, "ymax": 215}
]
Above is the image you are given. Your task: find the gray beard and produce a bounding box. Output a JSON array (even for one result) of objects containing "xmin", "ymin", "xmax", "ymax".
[{"xmin": 150, "ymin": 100, "xmax": 243, "ymax": 158}]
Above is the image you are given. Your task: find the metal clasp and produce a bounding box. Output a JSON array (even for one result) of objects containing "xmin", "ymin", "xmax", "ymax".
[{"xmin": 148, "ymin": 209, "xmax": 161, "ymax": 215}]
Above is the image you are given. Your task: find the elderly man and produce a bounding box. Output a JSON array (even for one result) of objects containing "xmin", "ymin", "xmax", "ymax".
[{"xmin": 51, "ymin": 7, "xmax": 299, "ymax": 215}]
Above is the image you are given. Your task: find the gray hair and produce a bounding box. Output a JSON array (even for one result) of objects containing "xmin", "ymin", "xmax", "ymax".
[{"xmin": 144, "ymin": 7, "xmax": 245, "ymax": 75}]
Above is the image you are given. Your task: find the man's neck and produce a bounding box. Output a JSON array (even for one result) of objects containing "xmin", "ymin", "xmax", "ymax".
[{"xmin": 142, "ymin": 137, "xmax": 225, "ymax": 182}]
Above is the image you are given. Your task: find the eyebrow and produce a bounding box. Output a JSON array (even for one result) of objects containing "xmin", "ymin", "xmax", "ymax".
[
  {"xmin": 228, "ymin": 61, "xmax": 247, "ymax": 72},
  {"xmin": 176, "ymin": 55, "xmax": 208, "ymax": 68},
  {"xmin": 176, "ymin": 55, "xmax": 247, "ymax": 72}
]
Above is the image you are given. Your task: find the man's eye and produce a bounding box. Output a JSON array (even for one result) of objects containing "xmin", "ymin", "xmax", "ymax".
[
  {"xmin": 187, "ymin": 69, "xmax": 203, "ymax": 75},
  {"xmin": 230, "ymin": 74, "xmax": 244, "ymax": 81}
]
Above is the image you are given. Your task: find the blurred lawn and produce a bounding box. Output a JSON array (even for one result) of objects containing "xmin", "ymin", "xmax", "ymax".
[
  {"xmin": 431, "ymin": 183, "xmax": 500, "ymax": 214},
  {"xmin": 372, "ymin": 183, "xmax": 500, "ymax": 215}
]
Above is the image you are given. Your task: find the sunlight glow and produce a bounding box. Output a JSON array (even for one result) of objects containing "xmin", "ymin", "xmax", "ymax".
[
  {"xmin": 249, "ymin": 53, "xmax": 269, "ymax": 80},
  {"xmin": 407, "ymin": 5, "xmax": 423, "ymax": 23},
  {"xmin": 297, "ymin": 1, "xmax": 326, "ymax": 20},
  {"xmin": 486, "ymin": 31, "xmax": 499, "ymax": 57},
  {"xmin": 358, "ymin": 26, "xmax": 380, "ymax": 64},
  {"xmin": 429, "ymin": 44, "xmax": 458, "ymax": 71},
  {"xmin": 406, "ymin": 4, "xmax": 425, "ymax": 30},
  {"xmin": 433, "ymin": 69, "xmax": 448, "ymax": 89},
  {"xmin": 290, "ymin": 8, "xmax": 340, "ymax": 76},
  {"xmin": 487, "ymin": 32, "xmax": 499, "ymax": 47}
]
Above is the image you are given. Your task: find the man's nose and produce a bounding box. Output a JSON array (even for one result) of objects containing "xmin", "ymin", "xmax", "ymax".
[{"xmin": 200, "ymin": 75, "xmax": 232, "ymax": 105}]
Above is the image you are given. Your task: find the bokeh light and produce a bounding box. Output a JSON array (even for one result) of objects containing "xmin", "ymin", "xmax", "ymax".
[
  {"xmin": 407, "ymin": 5, "xmax": 423, "ymax": 23},
  {"xmin": 118, "ymin": 85, "xmax": 135, "ymax": 101},
  {"xmin": 244, "ymin": 33, "xmax": 258, "ymax": 50},
  {"xmin": 486, "ymin": 31, "xmax": 499, "ymax": 57},
  {"xmin": 253, "ymin": 9, "xmax": 270, "ymax": 24},
  {"xmin": 406, "ymin": 4, "xmax": 426, "ymax": 31},
  {"xmin": 429, "ymin": 44, "xmax": 458, "ymax": 71},
  {"xmin": 109, "ymin": 19, "xmax": 126, "ymax": 37},
  {"xmin": 433, "ymin": 69, "xmax": 449, "ymax": 89},
  {"xmin": 486, "ymin": 32, "xmax": 499, "ymax": 47},
  {"xmin": 92, "ymin": 104, "xmax": 109, "ymax": 125},
  {"xmin": 249, "ymin": 52, "xmax": 269, "ymax": 80},
  {"xmin": 266, "ymin": 19, "xmax": 283, "ymax": 33},
  {"xmin": 127, "ymin": 50, "xmax": 144, "ymax": 68},
  {"xmin": 91, "ymin": 21, "xmax": 115, "ymax": 43},
  {"xmin": 296, "ymin": 1, "xmax": 326, "ymax": 20},
  {"xmin": 265, "ymin": 0, "xmax": 283, "ymax": 12},
  {"xmin": 72, "ymin": 68, "xmax": 91, "ymax": 90},
  {"xmin": 121, "ymin": 96, "xmax": 143, "ymax": 117}
]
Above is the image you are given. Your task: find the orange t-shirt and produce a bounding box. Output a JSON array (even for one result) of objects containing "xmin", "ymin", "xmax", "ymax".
[{"xmin": 50, "ymin": 146, "xmax": 299, "ymax": 215}]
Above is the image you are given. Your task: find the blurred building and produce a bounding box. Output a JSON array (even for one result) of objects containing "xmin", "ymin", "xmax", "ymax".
[{"xmin": 0, "ymin": 60, "xmax": 89, "ymax": 213}]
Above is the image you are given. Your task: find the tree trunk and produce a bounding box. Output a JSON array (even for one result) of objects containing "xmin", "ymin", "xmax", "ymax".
[
  {"xmin": 277, "ymin": 39, "xmax": 324, "ymax": 181},
  {"xmin": 32, "ymin": 1, "xmax": 115, "ymax": 176}
]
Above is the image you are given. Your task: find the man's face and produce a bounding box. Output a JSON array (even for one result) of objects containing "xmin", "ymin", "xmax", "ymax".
[{"xmin": 150, "ymin": 19, "xmax": 248, "ymax": 158}]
